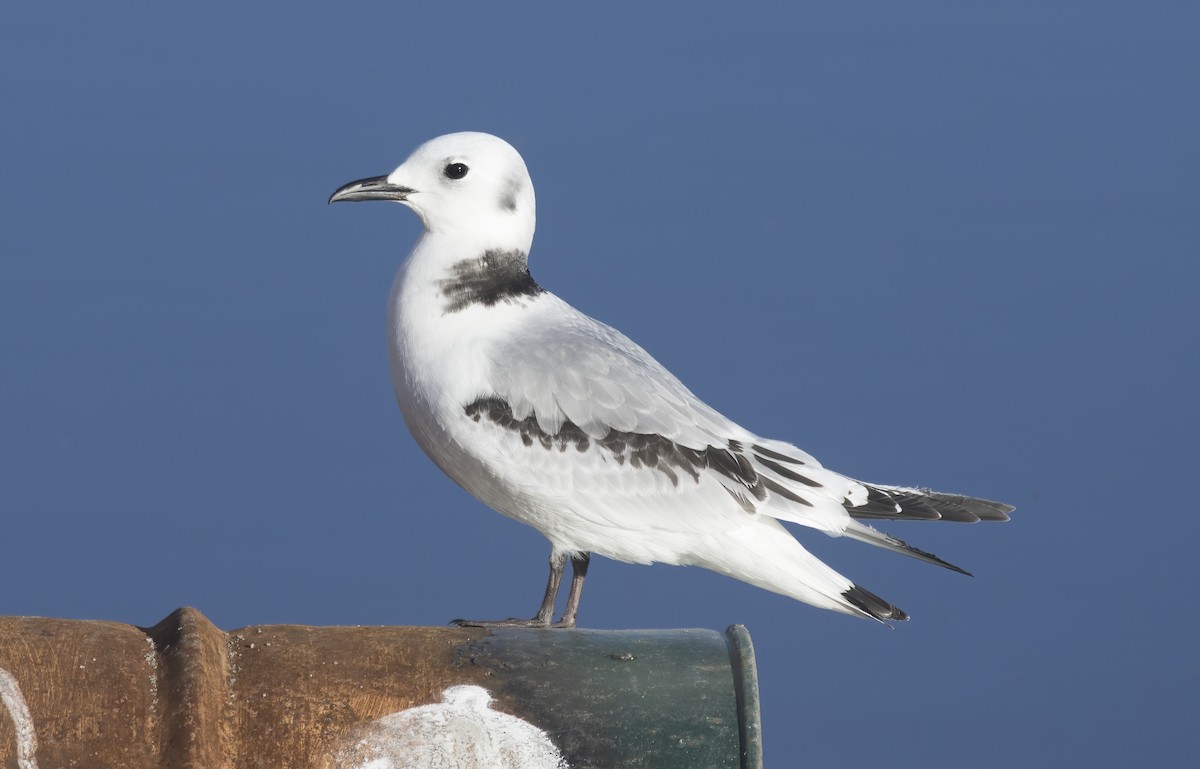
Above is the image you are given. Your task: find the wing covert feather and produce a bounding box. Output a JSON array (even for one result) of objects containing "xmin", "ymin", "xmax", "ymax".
[
  {"xmin": 489, "ymin": 308, "xmax": 733, "ymax": 448},
  {"xmin": 477, "ymin": 302, "xmax": 882, "ymax": 533}
]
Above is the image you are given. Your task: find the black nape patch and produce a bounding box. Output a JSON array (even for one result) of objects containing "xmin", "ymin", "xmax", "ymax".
[
  {"xmin": 438, "ymin": 250, "xmax": 544, "ymax": 314},
  {"xmin": 464, "ymin": 398, "xmax": 765, "ymax": 501}
]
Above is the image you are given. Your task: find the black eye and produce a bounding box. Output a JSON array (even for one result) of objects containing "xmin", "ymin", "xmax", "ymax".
[{"xmin": 444, "ymin": 162, "xmax": 469, "ymax": 180}]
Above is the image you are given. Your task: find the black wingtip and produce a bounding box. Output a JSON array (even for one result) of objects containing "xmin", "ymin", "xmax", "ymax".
[
  {"xmin": 848, "ymin": 486, "xmax": 1015, "ymax": 523},
  {"xmin": 902, "ymin": 538, "xmax": 974, "ymax": 577},
  {"xmin": 843, "ymin": 584, "xmax": 909, "ymax": 623}
]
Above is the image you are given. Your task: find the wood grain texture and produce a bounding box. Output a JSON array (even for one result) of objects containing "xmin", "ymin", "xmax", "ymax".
[{"xmin": 1, "ymin": 610, "xmax": 760, "ymax": 769}]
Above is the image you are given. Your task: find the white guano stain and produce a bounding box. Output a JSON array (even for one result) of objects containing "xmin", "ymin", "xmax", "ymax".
[
  {"xmin": 336, "ymin": 685, "xmax": 568, "ymax": 769},
  {"xmin": 0, "ymin": 667, "xmax": 41, "ymax": 769}
]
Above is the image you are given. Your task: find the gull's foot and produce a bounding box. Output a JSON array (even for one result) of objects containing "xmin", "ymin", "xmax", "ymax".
[
  {"xmin": 450, "ymin": 617, "xmax": 549, "ymax": 628},
  {"xmin": 450, "ymin": 616, "xmax": 576, "ymax": 629}
]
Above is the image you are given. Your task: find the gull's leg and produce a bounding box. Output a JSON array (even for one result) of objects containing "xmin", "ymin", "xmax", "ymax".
[
  {"xmin": 533, "ymin": 550, "xmax": 568, "ymax": 625},
  {"xmin": 551, "ymin": 553, "xmax": 591, "ymax": 629},
  {"xmin": 451, "ymin": 550, "xmax": 566, "ymax": 628}
]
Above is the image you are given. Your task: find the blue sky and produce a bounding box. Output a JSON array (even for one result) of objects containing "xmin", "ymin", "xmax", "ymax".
[{"xmin": 2, "ymin": 3, "xmax": 1197, "ymax": 767}]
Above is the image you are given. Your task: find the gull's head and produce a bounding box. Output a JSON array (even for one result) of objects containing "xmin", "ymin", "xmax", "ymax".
[{"xmin": 329, "ymin": 132, "xmax": 536, "ymax": 250}]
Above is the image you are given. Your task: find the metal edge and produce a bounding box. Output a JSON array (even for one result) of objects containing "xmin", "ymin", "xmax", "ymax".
[{"xmin": 724, "ymin": 624, "xmax": 764, "ymax": 769}]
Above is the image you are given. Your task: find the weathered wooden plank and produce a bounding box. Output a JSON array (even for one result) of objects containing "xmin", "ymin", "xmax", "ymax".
[{"xmin": 1, "ymin": 609, "xmax": 762, "ymax": 768}]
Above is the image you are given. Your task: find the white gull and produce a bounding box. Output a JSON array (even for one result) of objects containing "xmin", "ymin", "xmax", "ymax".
[{"xmin": 330, "ymin": 132, "xmax": 1012, "ymax": 627}]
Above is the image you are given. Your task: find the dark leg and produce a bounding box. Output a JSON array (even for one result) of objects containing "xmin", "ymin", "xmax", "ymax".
[
  {"xmin": 451, "ymin": 550, "xmax": 567, "ymax": 628},
  {"xmin": 551, "ymin": 553, "xmax": 591, "ymax": 628}
]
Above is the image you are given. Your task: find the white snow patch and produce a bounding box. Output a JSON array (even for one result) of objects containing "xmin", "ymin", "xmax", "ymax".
[
  {"xmin": 335, "ymin": 684, "xmax": 567, "ymax": 769},
  {"xmin": 0, "ymin": 667, "xmax": 41, "ymax": 769}
]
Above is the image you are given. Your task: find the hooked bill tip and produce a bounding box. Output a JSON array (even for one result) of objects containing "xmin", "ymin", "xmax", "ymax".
[{"xmin": 328, "ymin": 175, "xmax": 414, "ymax": 204}]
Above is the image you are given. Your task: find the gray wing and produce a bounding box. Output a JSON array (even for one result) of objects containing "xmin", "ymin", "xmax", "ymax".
[
  {"xmin": 483, "ymin": 299, "xmax": 868, "ymax": 519},
  {"xmin": 477, "ymin": 298, "xmax": 1011, "ymax": 573},
  {"xmin": 490, "ymin": 304, "xmax": 757, "ymax": 446}
]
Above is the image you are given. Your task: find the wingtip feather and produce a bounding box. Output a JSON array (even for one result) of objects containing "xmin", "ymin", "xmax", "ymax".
[{"xmin": 843, "ymin": 584, "xmax": 908, "ymax": 623}]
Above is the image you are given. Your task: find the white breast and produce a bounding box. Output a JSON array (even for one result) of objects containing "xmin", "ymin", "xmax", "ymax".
[{"xmin": 386, "ymin": 241, "xmax": 557, "ymax": 529}]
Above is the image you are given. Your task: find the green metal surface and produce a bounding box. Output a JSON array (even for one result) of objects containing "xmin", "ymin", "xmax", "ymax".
[
  {"xmin": 454, "ymin": 626, "xmax": 763, "ymax": 769},
  {"xmin": 725, "ymin": 624, "xmax": 764, "ymax": 769}
]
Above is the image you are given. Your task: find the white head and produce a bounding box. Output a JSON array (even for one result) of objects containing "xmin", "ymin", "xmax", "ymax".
[{"xmin": 330, "ymin": 132, "xmax": 536, "ymax": 253}]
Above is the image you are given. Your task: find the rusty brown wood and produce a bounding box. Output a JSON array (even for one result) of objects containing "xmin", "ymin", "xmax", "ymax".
[
  {"xmin": 1, "ymin": 608, "xmax": 492, "ymax": 769},
  {"xmin": 1, "ymin": 608, "xmax": 761, "ymax": 769}
]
